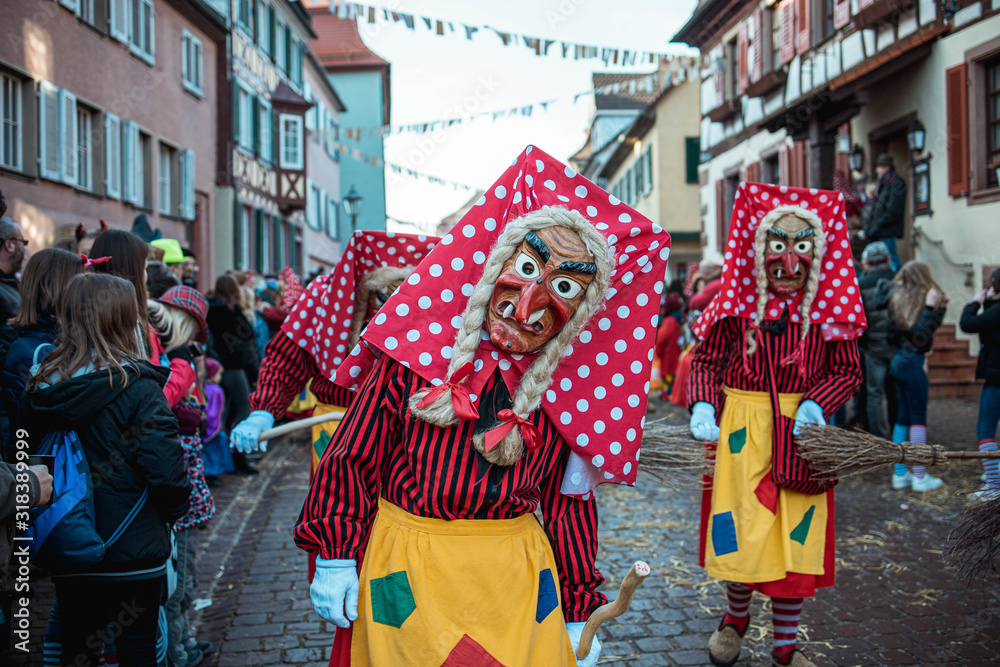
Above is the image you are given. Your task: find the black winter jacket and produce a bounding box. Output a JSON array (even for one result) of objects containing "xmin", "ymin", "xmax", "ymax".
[
  {"xmin": 960, "ymin": 299, "xmax": 1000, "ymax": 386},
  {"xmin": 860, "ymin": 276, "xmax": 896, "ymax": 361},
  {"xmin": 863, "ymin": 170, "xmax": 906, "ymax": 240},
  {"xmin": 206, "ymin": 298, "xmax": 259, "ymax": 384},
  {"xmin": 0, "ymin": 272, "xmax": 20, "ymax": 361},
  {"xmin": 20, "ymin": 362, "xmax": 190, "ymax": 579},
  {"xmin": 889, "ymin": 305, "xmax": 946, "ymax": 356}
]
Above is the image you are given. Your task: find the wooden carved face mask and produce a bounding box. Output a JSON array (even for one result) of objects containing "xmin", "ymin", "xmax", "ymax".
[
  {"xmin": 485, "ymin": 226, "xmax": 597, "ymax": 354},
  {"xmin": 765, "ymin": 215, "xmax": 815, "ymax": 296}
]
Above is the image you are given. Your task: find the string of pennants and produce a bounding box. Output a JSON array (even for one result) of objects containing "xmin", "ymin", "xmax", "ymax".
[
  {"xmin": 330, "ymin": 1, "xmax": 680, "ymax": 70},
  {"xmin": 332, "ymin": 65, "xmax": 695, "ymax": 141},
  {"xmin": 385, "ymin": 162, "xmax": 479, "ymax": 191}
]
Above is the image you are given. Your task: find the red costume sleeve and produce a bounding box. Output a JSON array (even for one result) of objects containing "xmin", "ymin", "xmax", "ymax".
[
  {"xmin": 294, "ymin": 356, "xmax": 401, "ymax": 560},
  {"xmin": 802, "ymin": 338, "xmax": 862, "ymax": 416},
  {"xmin": 687, "ymin": 318, "xmax": 737, "ymax": 410},
  {"xmin": 249, "ymin": 334, "xmax": 355, "ymax": 416},
  {"xmin": 539, "ymin": 451, "xmax": 608, "ymax": 623}
]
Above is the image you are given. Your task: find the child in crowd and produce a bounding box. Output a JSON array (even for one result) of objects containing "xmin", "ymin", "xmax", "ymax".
[
  {"xmin": 23, "ymin": 273, "xmax": 190, "ymax": 666},
  {"xmin": 202, "ymin": 357, "xmax": 234, "ymax": 485}
]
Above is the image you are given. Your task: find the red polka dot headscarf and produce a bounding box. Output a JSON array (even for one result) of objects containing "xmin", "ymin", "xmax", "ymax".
[
  {"xmin": 280, "ymin": 230, "xmax": 438, "ymax": 377},
  {"xmin": 333, "ymin": 145, "xmax": 672, "ymax": 496},
  {"xmin": 278, "ymin": 265, "xmax": 304, "ymax": 311},
  {"xmin": 691, "ymin": 181, "xmax": 867, "ymax": 344}
]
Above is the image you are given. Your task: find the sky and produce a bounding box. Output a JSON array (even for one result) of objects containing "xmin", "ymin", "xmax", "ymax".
[{"xmin": 344, "ymin": 0, "xmax": 699, "ymax": 234}]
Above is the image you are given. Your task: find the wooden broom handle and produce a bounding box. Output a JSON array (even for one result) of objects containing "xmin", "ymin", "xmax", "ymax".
[
  {"xmin": 576, "ymin": 561, "xmax": 650, "ymax": 659},
  {"xmin": 258, "ymin": 411, "xmax": 346, "ymax": 442}
]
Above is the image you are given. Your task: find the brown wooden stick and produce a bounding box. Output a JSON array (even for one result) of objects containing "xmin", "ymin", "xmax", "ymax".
[
  {"xmin": 576, "ymin": 561, "xmax": 650, "ymax": 659},
  {"xmin": 258, "ymin": 411, "xmax": 346, "ymax": 442}
]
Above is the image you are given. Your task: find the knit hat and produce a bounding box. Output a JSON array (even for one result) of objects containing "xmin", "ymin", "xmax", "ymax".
[
  {"xmin": 861, "ymin": 241, "xmax": 890, "ymax": 266},
  {"xmin": 157, "ymin": 286, "xmax": 209, "ymax": 342},
  {"xmin": 333, "ymin": 145, "xmax": 671, "ymax": 496},
  {"xmin": 205, "ymin": 357, "xmax": 222, "ymax": 378}
]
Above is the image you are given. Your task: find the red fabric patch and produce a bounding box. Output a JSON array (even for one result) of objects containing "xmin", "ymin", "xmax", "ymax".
[
  {"xmin": 754, "ymin": 475, "xmax": 779, "ymax": 515},
  {"xmin": 441, "ymin": 635, "xmax": 506, "ymax": 667}
]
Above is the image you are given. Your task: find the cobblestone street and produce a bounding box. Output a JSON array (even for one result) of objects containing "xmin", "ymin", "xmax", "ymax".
[{"xmin": 12, "ymin": 397, "xmax": 1000, "ymax": 666}]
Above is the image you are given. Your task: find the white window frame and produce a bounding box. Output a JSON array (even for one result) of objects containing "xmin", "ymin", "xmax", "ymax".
[
  {"xmin": 76, "ymin": 106, "xmax": 93, "ymax": 191},
  {"xmin": 38, "ymin": 81, "xmax": 61, "ymax": 180},
  {"xmin": 109, "ymin": 0, "xmax": 129, "ymax": 42},
  {"xmin": 258, "ymin": 97, "xmax": 272, "ymax": 162},
  {"xmin": 0, "ymin": 74, "xmax": 23, "ymax": 172},
  {"xmin": 129, "ymin": 0, "xmax": 155, "ymax": 64},
  {"xmin": 179, "ymin": 148, "xmax": 195, "ymax": 220},
  {"xmin": 59, "ymin": 89, "xmax": 78, "ymax": 185},
  {"xmin": 158, "ymin": 143, "xmax": 172, "ymax": 215},
  {"xmin": 181, "ymin": 30, "xmax": 203, "ymax": 97},
  {"xmin": 105, "ymin": 112, "xmax": 121, "ymax": 199},
  {"xmin": 279, "ymin": 113, "xmax": 303, "ymax": 170}
]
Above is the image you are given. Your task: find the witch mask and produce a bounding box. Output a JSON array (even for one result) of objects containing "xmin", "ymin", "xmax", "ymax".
[
  {"xmin": 486, "ymin": 226, "xmax": 598, "ymax": 354},
  {"xmin": 765, "ymin": 214, "xmax": 815, "ymax": 296}
]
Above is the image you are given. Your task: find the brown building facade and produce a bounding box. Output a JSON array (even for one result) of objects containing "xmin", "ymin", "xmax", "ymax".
[{"xmin": 0, "ymin": 0, "xmax": 225, "ymax": 286}]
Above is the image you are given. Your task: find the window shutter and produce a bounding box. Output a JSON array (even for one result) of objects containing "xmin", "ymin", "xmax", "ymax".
[
  {"xmin": 105, "ymin": 112, "xmax": 121, "ymax": 198},
  {"xmin": 713, "ymin": 45, "xmax": 725, "ymax": 107},
  {"xmin": 109, "ymin": 0, "xmax": 128, "ymax": 42},
  {"xmin": 181, "ymin": 148, "xmax": 195, "ymax": 220},
  {"xmin": 752, "ymin": 7, "xmax": 764, "ymax": 82},
  {"xmin": 795, "ymin": 0, "xmax": 811, "ymax": 55},
  {"xmin": 716, "ymin": 180, "xmax": 726, "ymax": 253},
  {"xmin": 60, "ymin": 89, "xmax": 78, "ymax": 185},
  {"xmin": 780, "ymin": 0, "xmax": 796, "ymax": 65},
  {"xmin": 644, "ymin": 147, "xmax": 653, "ymax": 194},
  {"xmin": 271, "ymin": 108, "xmax": 279, "ymax": 163},
  {"xmin": 254, "ymin": 208, "xmax": 266, "ymax": 273},
  {"xmin": 251, "ymin": 96, "xmax": 260, "ymax": 155},
  {"xmin": 305, "ymin": 178, "xmax": 315, "ymax": 229},
  {"xmin": 779, "ymin": 145, "xmax": 790, "ymax": 188},
  {"xmin": 146, "ymin": 0, "xmax": 156, "ymax": 61},
  {"xmin": 747, "ymin": 161, "xmax": 761, "ymax": 183},
  {"xmin": 685, "ymin": 137, "xmax": 700, "ymax": 184},
  {"xmin": 38, "ymin": 82, "xmax": 61, "ymax": 180},
  {"xmin": 268, "ymin": 6, "xmax": 276, "ymax": 56},
  {"xmin": 790, "ymin": 141, "xmax": 807, "ymax": 187},
  {"xmin": 122, "ymin": 120, "xmax": 133, "ymax": 203},
  {"xmin": 858, "ymin": 0, "xmax": 874, "ymax": 8},
  {"xmin": 737, "ymin": 23, "xmax": 749, "ymax": 96},
  {"xmin": 833, "ymin": 0, "xmax": 851, "ymax": 29},
  {"xmin": 945, "ymin": 64, "xmax": 968, "ymax": 198}
]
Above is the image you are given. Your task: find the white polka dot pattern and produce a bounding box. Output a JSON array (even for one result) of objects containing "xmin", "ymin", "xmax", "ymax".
[
  {"xmin": 331, "ymin": 145, "xmax": 670, "ymax": 492},
  {"xmin": 691, "ymin": 182, "xmax": 867, "ymax": 343}
]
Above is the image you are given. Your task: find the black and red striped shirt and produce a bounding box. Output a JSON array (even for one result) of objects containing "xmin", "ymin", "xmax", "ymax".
[
  {"xmin": 293, "ymin": 355, "xmax": 608, "ymax": 622},
  {"xmin": 250, "ymin": 333, "xmax": 355, "ymax": 416},
  {"xmin": 688, "ymin": 316, "xmax": 861, "ymax": 415}
]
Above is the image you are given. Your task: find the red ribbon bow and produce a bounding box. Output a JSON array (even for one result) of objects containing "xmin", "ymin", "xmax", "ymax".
[
  {"xmin": 81, "ymin": 254, "xmax": 111, "ymax": 270},
  {"xmin": 484, "ymin": 409, "xmax": 544, "ymax": 453},
  {"xmin": 416, "ymin": 362, "xmax": 480, "ymax": 421}
]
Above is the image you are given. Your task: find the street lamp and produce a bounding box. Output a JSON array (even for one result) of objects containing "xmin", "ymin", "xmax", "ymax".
[
  {"xmin": 906, "ymin": 119, "xmax": 926, "ymax": 154},
  {"xmin": 343, "ymin": 185, "xmax": 364, "ymax": 234},
  {"xmin": 848, "ymin": 144, "xmax": 865, "ymax": 173}
]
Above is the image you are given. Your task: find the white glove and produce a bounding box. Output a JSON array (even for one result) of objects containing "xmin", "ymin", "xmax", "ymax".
[
  {"xmin": 230, "ymin": 410, "xmax": 275, "ymax": 453},
  {"xmin": 689, "ymin": 402, "xmax": 720, "ymax": 442},
  {"xmin": 566, "ymin": 622, "xmax": 601, "ymax": 667},
  {"xmin": 793, "ymin": 400, "xmax": 826, "ymax": 437},
  {"xmin": 310, "ymin": 558, "xmax": 359, "ymax": 628}
]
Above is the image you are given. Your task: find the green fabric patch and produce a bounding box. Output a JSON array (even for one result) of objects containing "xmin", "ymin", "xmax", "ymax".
[
  {"xmin": 313, "ymin": 431, "xmax": 332, "ymax": 458},
  {"xmin": 370, "ymin": 571, "xmax": 416, "ymax": 628},
  {"xmin": 790, "ymin": 505, "xmax": 816, "ymax": 545},
  {"xmin": 728, "ymin": 427, "xmax": 747, "ymax": 454}
]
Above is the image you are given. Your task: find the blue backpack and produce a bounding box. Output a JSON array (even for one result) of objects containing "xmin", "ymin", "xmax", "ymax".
[{"xmin": 25, "ymin": 345, "xmax": 148, "ymax": 571}]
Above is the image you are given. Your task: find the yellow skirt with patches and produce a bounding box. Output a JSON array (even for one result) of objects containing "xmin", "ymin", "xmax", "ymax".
[
  {"xmin": 310, "ymin": 403, "xmax": 346, "ymax": 478},
  {"xmin": 350, "ymin": 499, "xmax": 576, "ymax": 667},
  {"xmin": 704, "ymin": 387, "xmax": 829, "ymax": 585}
]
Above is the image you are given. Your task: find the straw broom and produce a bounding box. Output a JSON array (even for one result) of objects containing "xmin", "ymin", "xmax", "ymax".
[
  {"xmin": 638, "ymin": 422, "xmax": 713, "ymax": 490},
  {"xmin": 945, "ymin": 495, "xmax": 1000, "ymax": 579},
  {"xmin": 795, "ymin": 425, "xmax": 1000, "ymax": 480}
]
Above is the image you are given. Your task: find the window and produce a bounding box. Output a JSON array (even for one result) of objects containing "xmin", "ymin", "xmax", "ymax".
[
  {"xmin": 306, "ymin": 179, "xmax": 322, "ymax": 230},
  {"xmin": 821, "ymin": 0, "xmax": 836, "ymax": 42},
  {"xmin": 642, "ymin": 146, "xmax": 653, "ymax": 196},
  {"xmin": 79, "ymin": 0, "xmax": 95, "ymax": 24},
  {"xmin": 179, "ymin": 148, "xmax": 195, "ymax": 220},
  {"xmin": 38, "ymin": 82, "xmax": 79, "ymax": 184},
  {"xmin": 258, "ymin": 98, "xmax": 272, "ymax": 162},
  {"xmin": 122, "ymin": 121, "xmax": 151, "ymax": 208},
  {"xmin": 76, "ymin": 106, "xmax": 94, "ymax": 190},
  {"xmin": 255, "ymin": 209, "xmax": 269, "ymax": 273},
  {"xmin": 236, "ymin": 205, "xmax": 251, "ymax": 270},
  {"xmin": 236, "ymin": 0, "xmax": 253, "ymax": 34},
  {"xmin": 988, "ymin": 58, "xmax": 1000, "ymax": 189},
  {"xmin": 257, "ymin": 1, "xmax": 271, "ymax": 54},
  {"xmin": 272, "ymin": 215, "xmax": 285, "ymax": 269},
  {"xmin": 275, "ymin": 18, "xmax": 287, "ymax": 72},
  {"xmin": 279, "ymin": 114, "xmax": 303, "ymax": 169},
  {"xmin": 182, "ymin": 30, "xmax": 203, "ymax": 96},
  {"xmin": 769, "ymin": 4, "xmax": 782, "ymax": 73},
  {"xmin": 726, "ymin": 37, "xmax": 739, "ymax": 101},
  {"xmin": 236, "ymin": 83, "xmax": 253, "ymax": 151},
  {"xmin": 763, "ymin": 153, "xmax": 782, "ymax": 185},
  {"xmin": 129, "ymin": 0, "xmax": 155, "ymax": 64},
  {"xmin": 1, "ymin": 74, "xmax": 23, "ymax": 171},
  {"xmin": 105, "ymin": 112, "xmax": 121, "ymax": 198},
  {"xmin": 158, "ymin": 144, "xmax": 174, "ymax": 215},
  {"xmin": 110, "ymin": 0, "xmax": 128, "ymax": 43},
  {"xmin": 326, "ymin": 194, "xmax": 339, "ymax": 239},
  {"xmin": 290, "ymin": 38, "xmax": 302, "ymax": 86}
]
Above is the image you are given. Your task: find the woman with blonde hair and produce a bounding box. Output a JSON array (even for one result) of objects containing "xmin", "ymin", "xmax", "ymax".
[{"xmin": 888, "ymin": 261, "xmax": 948, "ymax": 492}]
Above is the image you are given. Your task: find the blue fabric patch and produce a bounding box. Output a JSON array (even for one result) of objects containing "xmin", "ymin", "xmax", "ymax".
[
  {"xmin": 712, "ymin": 512, "xmax": 738, "ymax": 556},
  {"xmin": 536, "ymin": 569, "xmax": 559, "ymax": 623}
]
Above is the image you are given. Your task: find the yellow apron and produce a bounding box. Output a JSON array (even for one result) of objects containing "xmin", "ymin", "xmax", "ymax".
[
  {"xmin": 311, "ymin": 403, "xmax": 346, "ymax": 478},
  {"xmin": 351, "ymin": 499, "xmax": 576, "ymax": 667},
  {"xmin": 705, "ymin": 387, "xmax": 829, "ymax": 583}
]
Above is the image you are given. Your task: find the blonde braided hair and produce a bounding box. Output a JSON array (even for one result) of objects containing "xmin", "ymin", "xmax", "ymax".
[
  {"xmin": 746, "ymin": 205, "xmax": 825, "ymax": 361},
  {"xmin": 409, "ymin": 206, "xmax": 614, "ymax": 466}
]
